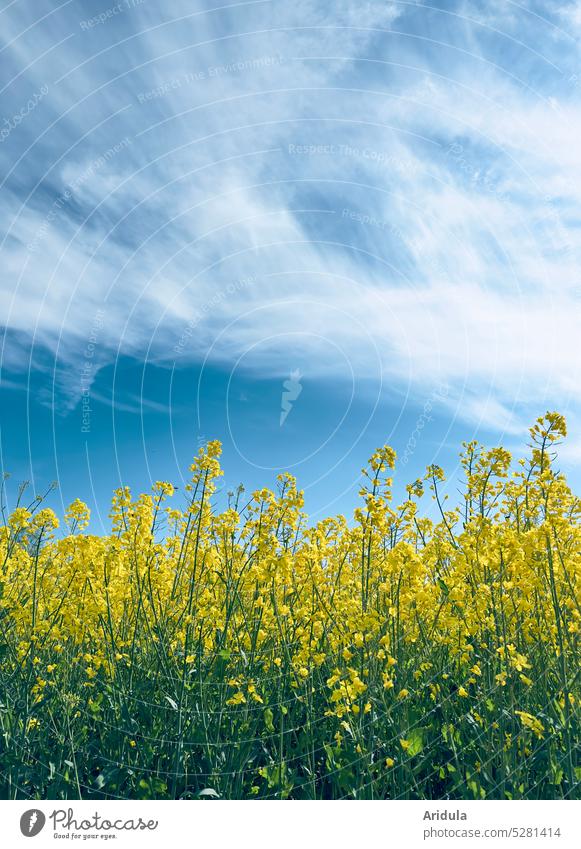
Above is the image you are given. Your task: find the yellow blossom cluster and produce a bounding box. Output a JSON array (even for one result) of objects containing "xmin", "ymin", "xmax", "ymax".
[{"xmin": 0, "ymin": 413, "xmax": 578, "ymax": 800}]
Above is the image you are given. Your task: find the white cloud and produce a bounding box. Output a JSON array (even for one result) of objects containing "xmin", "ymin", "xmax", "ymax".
[{"xmin": 0, "ymin": 0, "xmax": 580, "ymax": 437}]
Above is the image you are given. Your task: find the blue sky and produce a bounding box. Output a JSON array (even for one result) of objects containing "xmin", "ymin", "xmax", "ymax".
[{"xmin": 1, "ymin": 0, "xmax": 581, "ymax": 527}]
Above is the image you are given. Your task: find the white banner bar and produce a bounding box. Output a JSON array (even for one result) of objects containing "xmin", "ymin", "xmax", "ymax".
[{"xmin": 1, "ymin": 800, "xmax": 579, "ymax": 848}]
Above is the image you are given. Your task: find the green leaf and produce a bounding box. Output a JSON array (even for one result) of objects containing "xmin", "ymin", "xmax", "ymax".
[
  {"xmin": 406, "ymin": 727, "xmax": 425, "ymax": 757},
  {"xmin": 264, "ymin": 708, "xmax": 275, "ymax": 733},
  {"xmin": 152, "ymin": 778, "xmax": 167, "ymax": 794}
]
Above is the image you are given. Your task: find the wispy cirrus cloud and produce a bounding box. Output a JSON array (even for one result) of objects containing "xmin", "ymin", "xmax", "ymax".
[{"xmin": 0, "ymin": 0, "xmax": 580, "ymax": 446}]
